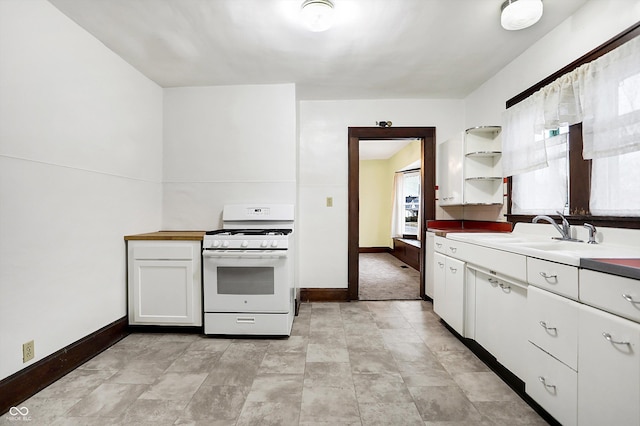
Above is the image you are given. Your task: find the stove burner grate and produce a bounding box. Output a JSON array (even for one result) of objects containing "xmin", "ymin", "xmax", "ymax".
[{"xmin": 205, "ymin": 228, "xmax": 292, "ymax": 236}]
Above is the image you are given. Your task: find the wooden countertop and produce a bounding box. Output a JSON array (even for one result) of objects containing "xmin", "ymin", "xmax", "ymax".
[
  {"xmin": 580, "ymin": 258, "xmax": 640, "ymax": 280},
  {"xmin": 124, "ymin": 231, "xmax": 205, "ymax": 241}
]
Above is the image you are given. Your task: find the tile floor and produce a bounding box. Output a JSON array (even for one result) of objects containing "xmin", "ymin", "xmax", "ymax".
[{"xmin": 2, "ymin": 301, "xmax": 548, "ymax": 425}]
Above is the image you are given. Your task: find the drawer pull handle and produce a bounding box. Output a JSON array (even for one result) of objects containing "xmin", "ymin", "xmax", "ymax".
[
  {"xmin": 622, "ymin": 294, "xmax": 639, "ymax": 304},
  {"xmin": 236, "ymin": 317, "xmax": 256, "ymax": 324},
  {"xmin": 449, "ymin": 247, "xmax": 457, "ymax": 253},
  {"xmin": 449, "ymin": 267, "xmax": 457, "ymax": 273},
  {"xmin": 538, "ymin": 376, "xmax": 557, "ymax": 392},
  {"xmin": 499, "ymin": 283, "xmax": 511, "ymax": 292},
  {"xmin": 436, "ymin": 243, "xmax": 442, "ymax": 248},
  {"xmin": 602, "ymin": 332, "xmax": 630, "ymax": 346},
  {"xmin": 488, "ymin": 278, "xmax": 499, "ymax": 284},
  {"xmin": 539, "ymin": 321, "xmax": 557, "ymax": 333},
  {"xmin": 539, "ymin": 272, "xmax": 557, "ymax": 279},
  {"xmin": 437, "ymin": 262, "xmax": 444, "ymax": 267}
]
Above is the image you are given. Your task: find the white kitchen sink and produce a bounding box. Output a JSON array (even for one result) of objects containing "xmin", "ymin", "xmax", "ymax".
[{"xmin": 446, "ymin": 224, "xmax": 640, "ymax": 266}]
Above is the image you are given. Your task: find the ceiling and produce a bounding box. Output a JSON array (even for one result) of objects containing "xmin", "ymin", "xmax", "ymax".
[
  {"xmin": 360, "ymin": 140, "xmax": 416, "ymax": 160},
  {"xmin": 48, "ymin": 0, "xmax": 588, "ymax": 101}
]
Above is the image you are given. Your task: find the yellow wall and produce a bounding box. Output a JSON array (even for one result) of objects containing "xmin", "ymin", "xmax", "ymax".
[
  {"xmin": 389, "ymin": 139, "xmax": 421, "ymax": 174},
  {"xmin": 359, "ymin": 140, "xmax": 421, "ymax": 247}
]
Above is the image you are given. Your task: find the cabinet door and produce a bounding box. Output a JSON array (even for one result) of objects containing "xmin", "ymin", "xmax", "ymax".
[
  {"xmin": 444, "ymin": 257, "xmax": 465, "ymax": 335},
  {"xmin": 493, "ymin": 279, "xmax": 527, "ymax": 379},
  {"xmin": 433, "ymin": 252, "xmax": 447, "ymax": 319},
  {"xmin": 437, "ymin": 137, "xmax": 463, "ymax": 205},
  {"xmin": 578, "ymin": 304, "xmax": 640, "ymax": 426},
  {"xmin": 425, "ymin": 233, "xmax": 435, "ymax": 298},
  {"xmin": 475, "ymin": 271, "xmax": 528, "ymax": 380},
  {"xmin": 130, "ymin": 259, "xmax": 199, "ymax": 325},
  {"xmin": 475, "ymin": 272, "xmax": 500, "ymax": 356}
]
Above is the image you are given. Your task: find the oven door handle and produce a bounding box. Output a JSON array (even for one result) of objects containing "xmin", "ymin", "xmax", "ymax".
[{"xmin": 202, "ymin": 250, "xmax": 288, "ymax": 259}]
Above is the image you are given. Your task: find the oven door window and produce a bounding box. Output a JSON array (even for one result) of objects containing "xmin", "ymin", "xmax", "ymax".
[{"xmin": 217, "ymin": 267, "xmax": 274, "ymax": 295}]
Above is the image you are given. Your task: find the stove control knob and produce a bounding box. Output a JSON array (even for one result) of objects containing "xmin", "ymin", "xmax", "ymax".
[
  {"xmin": 270, "ymin": 241, "xmax": 278, "ymax": 248},
  {"xmin": 212, "ymin": 240, "xmax": 221, "ymax": 248},
  {"xmin": 222, "ymin": 241, "xmax": 230, "ymax": 248},
  {"xmin": 260, "ymin": 240, "xmax": 268, "ymax": 248},
  {"xmin": 241, "ymin": 240, "xmax": 249, "ymax": 248}
]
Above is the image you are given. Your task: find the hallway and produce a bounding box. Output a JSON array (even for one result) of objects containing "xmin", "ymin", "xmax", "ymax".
[{"xmin": 359, "ymin": 253, "xmax": 420, "ymax": 301}]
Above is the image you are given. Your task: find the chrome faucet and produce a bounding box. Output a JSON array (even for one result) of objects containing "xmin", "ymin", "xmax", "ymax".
[
  {"xmin": 583, "ymin": 223, "xmax": 598, "ymax": 244},
  {"xmin": 532, "ymin": 211, "xmax": 573, "ymax": 240}
]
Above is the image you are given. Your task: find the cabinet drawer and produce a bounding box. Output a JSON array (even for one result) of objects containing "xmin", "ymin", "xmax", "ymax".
[
  {"xmin": 525, "ymin": 343, "xmax": 577, "ymax": 426},
  {"xmin": 434, "ymin": 237, "xmax": 468, "ymax": 257},
  {"xmin": 438, "ymin": 237, "xmax": 526, "ymax": 282},
  {"xmin": 132, "ymin": 243, "xmax": 195, "ymax": 260},
  {"xmin": 204, "ymin": 313, "xmax": 291, "ymax": 336},
  {"xmin": 580, "ymin": 269, "xmax": 640, "ymax": 323},
  {"xmin": 527, "ymin": 257, "xmax": 578, "ymax": 300},
  {"xmin": 434, "ymin": 236, "xmax": 447, "ymax": 254},
  {"xmin": 527, "ymin": 286, "xmax": 579, "ymax": 370}
]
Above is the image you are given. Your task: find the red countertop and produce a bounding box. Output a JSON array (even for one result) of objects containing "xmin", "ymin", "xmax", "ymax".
[
  {"xmin": 427, "ymin": 220, "xmax": 512, "ymax": 236},
  {"xmin": 580, "ymin": 258, "xmax": 640, "ymax": 280}
]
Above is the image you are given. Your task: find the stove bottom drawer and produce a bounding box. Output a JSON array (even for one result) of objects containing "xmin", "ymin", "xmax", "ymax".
[{"xmin": 204, "ymin": 312, "xmax": 292, "ymax": 336}]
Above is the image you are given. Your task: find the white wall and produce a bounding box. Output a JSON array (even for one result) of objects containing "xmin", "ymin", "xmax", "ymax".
[
  {"xmin": 298, "ymin": 99, "xmax": 464, "ymax": 288},
  {"xmin": 162, "ymin": 84, "xmax": 297, "ymax": 230},
  {"xmin": 0, "ymin": 0, "xmax": 163, "ymax": 381}
]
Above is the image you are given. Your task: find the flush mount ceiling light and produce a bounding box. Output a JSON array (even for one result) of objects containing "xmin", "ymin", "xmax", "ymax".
[
  {"xmin": 501, "ymin": 0, "xmax": 543, "ymax": 31},
  {"xmin": 301, "ymin": 0, "xmax": 334, "ymax": 32}
]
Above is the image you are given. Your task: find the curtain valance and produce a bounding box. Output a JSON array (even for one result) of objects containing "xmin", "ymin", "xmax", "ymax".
[{"xmin": 502, "ymin": 35, "xmax": 640, "ymax": 176}]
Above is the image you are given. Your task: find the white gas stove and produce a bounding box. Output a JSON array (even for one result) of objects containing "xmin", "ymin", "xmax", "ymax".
[{"xmin": 202, "ymin": 204, "xmax": 295, "ymax": 336}]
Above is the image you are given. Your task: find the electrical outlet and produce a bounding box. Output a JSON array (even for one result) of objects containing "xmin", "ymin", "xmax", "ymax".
[{"xmin": 22, "ymin": 340, "xmax": 34, "ymax": 363}]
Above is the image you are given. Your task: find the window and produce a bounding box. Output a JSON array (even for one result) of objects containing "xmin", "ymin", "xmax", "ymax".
[
  {"xmin": 505, "ymin": 27, "xmax": 640, "ymax": 226},
  {"xmin": 403, "ymin": 171, "xmax": 420, "ymax": 236},
  {"xmin": 511, "ymin": 127, "xmax": 569, "ymax": 215},
  {"xmin": 591, "ymin": 150, "xmax": 640, "ymax": 216},
  {"xmin": 391, "ymin": 170, "xmax": 421, "ymax": 238}
]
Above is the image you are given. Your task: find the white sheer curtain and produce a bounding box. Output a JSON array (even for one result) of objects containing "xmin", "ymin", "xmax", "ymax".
[
  {"xmin": 501, "ymin": 91, "xmax": 548, "ymax": 176},
  {"xmin": 390, "ymin": 172, "xmax": 404, "ymax": 238},
  {"xmin": 581, "ymin": 35, "xmax": 640, "ymax": 159},
  {"xmin": 591, "ymin": 150, "xmax": 640, "ymax": 216},
  {"xmin": 511, "ymin": 131, "xmax": 569, "ymax": 214}
]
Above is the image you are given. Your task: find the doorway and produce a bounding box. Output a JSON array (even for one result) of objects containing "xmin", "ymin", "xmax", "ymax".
[{"xmin": 348, "ymin": 127, "xmax": 436, "ymax": 301}]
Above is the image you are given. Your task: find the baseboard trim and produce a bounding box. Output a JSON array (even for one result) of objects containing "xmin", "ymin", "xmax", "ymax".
[
  {"xmin": 358, "ymin": 247, "xmax": 391, "ymax": 253},
  {"xmin": 300, "ymin": 288, "xmax": 350, "ymax": 303},
  {"xmin": 0, "ymin": 316, "xmax": 129, "ymax": 415}
]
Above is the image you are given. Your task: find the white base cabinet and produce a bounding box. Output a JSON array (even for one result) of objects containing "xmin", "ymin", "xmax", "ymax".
[
  {"xmin": 429, "ymin": 232, "xmax": 640, "ymax": 426},
  {"xmin": 128, "ymin": 241, "xmax": 202, "ymax": 326},
  {"xmin": 578, "ymin": 303, "xmax": 640, "ymax": 426},
  {"xmin": 433, "ymin": 252, "xmax": 465, "ymax": 335}
]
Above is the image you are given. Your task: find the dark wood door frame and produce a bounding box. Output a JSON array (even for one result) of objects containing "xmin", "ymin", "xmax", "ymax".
[{"xmin": 348, "ymin": 127, "xmax": 436, "ymax": 301}]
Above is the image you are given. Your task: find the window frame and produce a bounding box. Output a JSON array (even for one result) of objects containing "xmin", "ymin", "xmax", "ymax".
[{"xmin": 506, "ymin": 22, "xmax": 640, "ymax": 230}]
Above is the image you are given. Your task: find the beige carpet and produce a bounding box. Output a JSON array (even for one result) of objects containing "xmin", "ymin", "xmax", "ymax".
[{"xmin": 358, "ymin": 252, "xmax": 420, "ymax": 300}]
